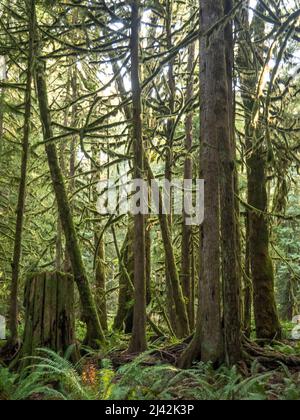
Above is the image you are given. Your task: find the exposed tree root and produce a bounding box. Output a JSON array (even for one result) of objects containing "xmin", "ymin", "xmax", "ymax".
[
  {"xmin": 110, "ymin": 336, "xmax": 300, "ymax": 373},
  {"xmin": 242, "ymin": 337, "xmax": 300, "ymax": 370}
]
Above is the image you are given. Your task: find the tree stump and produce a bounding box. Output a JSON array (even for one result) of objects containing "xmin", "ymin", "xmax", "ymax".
[{"xmin": 21, "ymin": 272, "xmax": 75, "ymax": 364}]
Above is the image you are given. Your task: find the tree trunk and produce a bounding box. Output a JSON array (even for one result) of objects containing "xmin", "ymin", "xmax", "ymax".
[
  {"xmin": 238, "ymin": 3, "xmax": 281, "ymax": 340},
  {"xmin": 128, "ymin": 0, "xmax": 147, "ymax": 353},
  {"xmin": 34, "ymin": 12, "xmax": 105, "ymax": 347},
  {"xmin": 145, "ymin": 160, "xmax": 190, "ymax": 338},
  {"xmin": 109, "ymin": 29, "xmax": 188, "ymax": 339},
  {"xmin": 280, "ymin": 277, "xmax": 296, "ymax": 321},
  {"xmin": 9, "ymin": 0, "xmax": 35, "ymax": 346},
  {"xmin": 145, "ymin": 218, "xmax": 152, "ymax": 309},
  {"xmin": 113, "ymin": 226, "xmax": 134, "ymax": 331},
  {"xmin": 64, "ymin": 60, "xmax": 78, "ymax": 273},
  {"xmin": 221, "ymin": 0, "xmax": 242, "ymax": 364},
  {"xmin": 179, "ymin": 0, "xmax": 235, "ymax": 367},
  {"xmin": 92, "ymin": 145, "xmax": 108, "ymax": 331},
  {"xmin": 164, "ymin": 0, "xmax": 177, "ymax": 335},
  {"xmin": 197, "ymin": 0, "xmax": 224, "ymax": 364},
  {"xmin": 0, "ymin": 62, "xmax": 5, "ymax": 159},
  {"xmin": 21, "ymin": 272, "xmax": 75, "ymax": 368},
  {"xmin": 244, "ymin": 212, "xmax": 252, "ymax": 337},
  {"xmin": 248, "ymin": 153, "xmax": 281, "ymax": 339},
  {"xmin": 181, "ymin": 40, "xmax": 195, "ymax": 329},
  {"xmin": 95, "ymin": 233, "xmax": 108, "ymax": 331},
  {"xmin": 56, "ymin": 67, "xmax": 70, "ymax": 271}
]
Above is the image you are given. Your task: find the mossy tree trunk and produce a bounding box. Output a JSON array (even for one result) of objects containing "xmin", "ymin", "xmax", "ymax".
[
  {"xmin": 248, "ymin": 153, "xmax": 281, "ymax": 339},
  {"xmin": 34, "ymin": 10, "xmax": 105, "ymax": 347},
  {"xmin": 145, "ymin": 159, "xmax": 191, "ymax": 339},
  {"xmin": 164, "ymin": 0, "xmax": 178, "ymax": 336},
  {"xmin": 9, "ymin": 0, "xmax": 35, "ymax": 346},
  {"xmin": 114, "ymin": 221, "xmax": 152, "ymax": 334},
  {"xmin": 179, "ymin": 0, "xmax": 241, "ymax": 367},
  {"xmin": 128, "ymin": 0, "xmax": 147, "ymax": 353},
  {"xmin": 94, "ymin": 235, "xmax": 108, "ymax": 331},
  {"xmin": 0, "ymin": 59, "xmax": 4, "ymax": 160},
  {"xmin": 113, "ymin": 226, "xmax": 134, "ymax": 332},
  {"xmin": 21, "ymin": 272, "xmax": 75, "ymax": 367},
  {"xmin": 92, "ymin": 145, "xmax": 108, "ymax": 331},
  {"xmin": 56, "ymin": 64, "xmax": 70, "ymax": 272},
  {"xmin": 238, "ymin": 3, "xmax": 281, "ymax": 341},
  {"xmin": 181, "ymin": 39, "xmax": 195, "ymax": 330},
  {"xmin": 221, "ymin": 0, "xmax": 242, "ymax": 364},
  {"xmin": 109, "ymin": 19, "xmax": 187, "ymax": 339},
  {"xmin": 244, "ymin": 212, "xmax": 252, "ymax": 338},
  {"xmin": 194, "ymin": 0, "xmax": 225, "ymax": 364}
]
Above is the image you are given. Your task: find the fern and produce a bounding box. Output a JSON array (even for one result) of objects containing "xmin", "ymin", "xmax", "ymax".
[
  {"xmin": 1, "ymin": 348, "xmax": 299, "ymax": 400},
  {"xmin": 23, "ymin": 348, "xmax": 93, "ymax": 400}
]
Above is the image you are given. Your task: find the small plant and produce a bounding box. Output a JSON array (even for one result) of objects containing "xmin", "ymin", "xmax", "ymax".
[
  {"xmin": 0, "ymin": 366, "xmax": 18, "ymax": 400},
  {"xmin": 99, "ymin": 355, "xmax": 271, "ymax": 401},
  {"xmin": 1, "ymin": 348, "xmax": 299, "ymax": 401}
]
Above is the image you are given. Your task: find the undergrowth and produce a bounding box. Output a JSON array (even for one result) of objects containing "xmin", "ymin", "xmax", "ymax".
[{"xmin": 0, "ymin": 348, "xmax": 299, "ymax": 401}]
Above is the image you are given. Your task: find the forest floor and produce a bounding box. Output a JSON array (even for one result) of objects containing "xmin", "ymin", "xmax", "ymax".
[{"xmin": 0, "ymin": 324, "xmax": 300, "ymax": 400}]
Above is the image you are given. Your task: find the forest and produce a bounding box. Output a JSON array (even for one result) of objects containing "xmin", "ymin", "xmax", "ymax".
[{"xmin": 0, "ymin": 0, "xmax": 300, "ymax": 402}]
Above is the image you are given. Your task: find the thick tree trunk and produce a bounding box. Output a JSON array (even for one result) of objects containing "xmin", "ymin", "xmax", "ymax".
[
  {"xmin": 128, "ymin": 0, "xmax": 147, "ymax": 353},
  {"xmin": 179, "ymin": 0, "xmax": 239, "ymax": 367},
  {"xmin": 9, "ymin": 0, "xmax": 35, "ymax": 346},
  {"xmin": 21, "ymin": 272, "xmax": 75, "ymax": 368},
  {"xmin": 34, "ymin": 14, "xmax": 104, "ymax": 347},
  {"xmin": 197, "ymin": 0, "xmax": 224, "ymax": 364}
]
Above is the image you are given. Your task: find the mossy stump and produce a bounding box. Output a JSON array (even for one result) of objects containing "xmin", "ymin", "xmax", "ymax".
[{"xmin": 21, "ymin": 272, "xmax": 75, "ymax": 365}]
